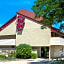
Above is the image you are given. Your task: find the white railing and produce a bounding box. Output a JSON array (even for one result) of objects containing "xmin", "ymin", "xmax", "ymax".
[
  {"xmin": 0, "ymin": 39, "xmax": 15, "ymax": 45},
  {"xmin": 50, "ymin": 37, "xmax": 64, "ymax": 45}
]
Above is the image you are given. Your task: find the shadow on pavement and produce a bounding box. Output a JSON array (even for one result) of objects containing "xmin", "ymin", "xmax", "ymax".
[{"xmin": 28, "ymin": 61, "xmax": 51, "ymax": 64}]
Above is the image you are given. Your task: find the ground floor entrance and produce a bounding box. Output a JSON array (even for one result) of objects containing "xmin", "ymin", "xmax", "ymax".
[
  {"xmin": 32, "ymin": 47, "xmax": 49, "ymax": 58},
  {"xmin": 32, "ymin": 46, "xmax": 64, "ymax": 59},
  {"xmin": 41, "ymin": 47, "xmax": 49, "ymax": 58}
]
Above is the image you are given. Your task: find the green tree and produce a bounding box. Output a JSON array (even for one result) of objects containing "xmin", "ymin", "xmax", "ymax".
[{"xmin": 32, "ymin": 0, "xmax": 64, "ymax": 30}]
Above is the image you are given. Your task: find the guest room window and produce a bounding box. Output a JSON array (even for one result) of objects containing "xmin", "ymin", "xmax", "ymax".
[
  {"xmin": 11, "ymin": 46, "xmax": 15, "ymax": 48},
  {"xmin": 60, "ymin": 47, "xmax": 63, "ymax": 52}
]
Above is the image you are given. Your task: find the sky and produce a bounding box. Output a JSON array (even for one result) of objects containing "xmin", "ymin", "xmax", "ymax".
[
  {"xmin": 0, "ymin": 0, "xmax": 64, "ymax": 31},
  {"xmin": 0, "ymin": 0, "xmax": 35, "ymax": 26}
]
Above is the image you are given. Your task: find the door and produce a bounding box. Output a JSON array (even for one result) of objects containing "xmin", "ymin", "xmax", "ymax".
[{"xmin": 41, "ymin": 47, "xmax": 49, "ymax": 58}]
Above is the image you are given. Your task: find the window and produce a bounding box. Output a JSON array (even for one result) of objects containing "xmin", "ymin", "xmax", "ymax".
[
  {"xmin": 11, "ymin": 46, "xmax": 15, "ymax": 48},
  {"xmin": 51, "ymin": 32, "xmax": 60, "ymax": 37},
  {"xmin": 60, "ymin": 47, "xmax": 63, "ymax": 52},
  {"xmin": 61, "ymin": 54, "xmax": 63, "ymax": 57}
]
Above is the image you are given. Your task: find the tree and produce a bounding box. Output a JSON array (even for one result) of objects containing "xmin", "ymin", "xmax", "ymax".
[{"xmin": 32, "ymin": 0, "xmax": 64, "ymax": 30}]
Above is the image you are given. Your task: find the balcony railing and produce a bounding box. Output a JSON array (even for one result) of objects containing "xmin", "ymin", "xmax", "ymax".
[
  {"xmin": 50, "ymin": 37, "xmax": 64, "ymax": 45},
  {"xmin": 0, "ymin": 39, "xmax": 15, "ymax": 45}
]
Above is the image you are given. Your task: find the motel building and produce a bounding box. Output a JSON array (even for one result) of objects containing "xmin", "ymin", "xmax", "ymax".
[{"xmin": 0, "ymin": 9, "xmax": 64, "ymax": 59}]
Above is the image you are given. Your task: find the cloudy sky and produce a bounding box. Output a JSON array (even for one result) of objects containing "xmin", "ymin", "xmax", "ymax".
[{"xmin": 0, "ymin": 0, "xmax": 64, "ymax": 31}]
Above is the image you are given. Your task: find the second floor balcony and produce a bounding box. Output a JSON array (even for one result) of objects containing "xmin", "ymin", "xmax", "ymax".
[
  {"xmin": 50, "ymin": 37, "xmax": 64, "ymax": 45},
  {"xmin": 0, "ymin": 39, "xmax": 15, "ymax": 46}
]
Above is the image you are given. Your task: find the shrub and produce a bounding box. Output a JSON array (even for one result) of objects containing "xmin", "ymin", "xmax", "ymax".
[
  {"xmin": 0, "ymin": 54, "xmax": 5, "ymax": 58},
  {"xmin": 31, "ymin": 53, "xmax": 37, "ymax": 59},
  {"xmin": 51, "ymin": 61, "xmax": 64, "ymax": 64},
  {"xmin": 16, "ymin": 44, "xmax": 32, "ymax": 59},
  {"xmin": 8, "ymin": 53, "xmax": 16, "ymax": 57}
]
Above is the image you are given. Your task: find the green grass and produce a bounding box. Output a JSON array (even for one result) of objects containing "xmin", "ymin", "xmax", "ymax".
[
  {"xmin": 0, "ymin": 58, "xmax": 16, "ymax": 61},
  {"xmin": 51, "ymin": 61, "xmax": 64, "ymax": 64}
]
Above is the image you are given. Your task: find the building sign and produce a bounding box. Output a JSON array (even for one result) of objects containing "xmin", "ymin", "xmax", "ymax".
[{"xmin": 16, "ymin": 15, "xmax": 25, "ymax": 31}]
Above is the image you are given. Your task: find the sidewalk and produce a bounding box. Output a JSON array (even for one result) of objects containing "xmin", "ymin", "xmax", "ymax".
[{"xmin": 0, "ymin": 58, "xmax": 54, "ymax": 64}]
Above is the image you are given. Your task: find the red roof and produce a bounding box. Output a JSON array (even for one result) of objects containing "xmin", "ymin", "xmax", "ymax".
[
  {"xmin": 0, "ymin": 9, "xmax": 58, "ymax": 32},
  {"xmin": 17, "ymin": 9, "xmax": 59, "ymax": 32},
  {"xmin": 17, "ymin": 9, "xmax": 43, "ymax": 22},
  {"xmin": 51, "ymin": 27, "xmax": 59, "ymax": 32}
]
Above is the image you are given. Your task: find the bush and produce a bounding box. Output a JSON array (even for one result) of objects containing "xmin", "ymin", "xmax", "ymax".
[
  {"xmin": 8, "ymin": 53, "xmax": 16, "ymax": 57},
  {"xmin": 31, "ymin": 53, "xmax": 37, "ymax": 59},
  {"xmin": 16, "ymin": 44, "xmax": 32, "ymax": 59},
  {"xmin": 0, "ymin": 54, "xmax": 5, "ymax": 58},
  {"xmin": 51, "ymin": 61, "xmax": 64, "ymax": 64}
]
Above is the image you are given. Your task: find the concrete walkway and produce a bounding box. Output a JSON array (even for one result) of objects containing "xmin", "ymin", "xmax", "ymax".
[{"xmin": 0, "ymin": 58, "xmax": 55, "ymax": 64}]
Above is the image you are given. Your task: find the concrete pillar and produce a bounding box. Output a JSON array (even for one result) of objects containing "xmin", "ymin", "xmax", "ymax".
[
  {"xmin": 49, "ymin": 46, "xmax": 51, "ymax": 60},
  {"xmin": 37, "ymin": 47, "xmax": 41, "ymax": 57}
]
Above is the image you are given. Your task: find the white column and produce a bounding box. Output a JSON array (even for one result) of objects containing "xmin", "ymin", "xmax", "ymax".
[
  {"xmin": 49, "ymin": 46, "xmax": 51, "ymax": 60},
  {"xmin": 38, "ymin": 47, "xmax": 41, "ymax": 57}
]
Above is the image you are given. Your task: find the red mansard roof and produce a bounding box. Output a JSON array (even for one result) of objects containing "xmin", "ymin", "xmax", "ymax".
[
  {"xmin": 17, "ymin": 9, "xmax": 43, "ymax": 22},
  {"xmin": 0, "ymin": 9, "xmax": 58, "ymax": 32}
]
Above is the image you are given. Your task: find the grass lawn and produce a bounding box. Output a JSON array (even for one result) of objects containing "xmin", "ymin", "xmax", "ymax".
[
  {"xmin": 0, "ymin": 58, "xmax": 16, "ymax": 61},
  {"xmin": 51, "ymin": 61, "xmax": 64, "ymax": 64}
]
